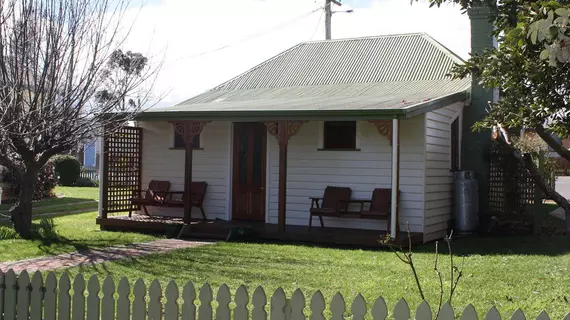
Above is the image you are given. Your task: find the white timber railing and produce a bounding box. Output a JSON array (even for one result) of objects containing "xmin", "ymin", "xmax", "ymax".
[{"xmin": 0, "ymin": 269, "xmax": 565, "ymax": 320}]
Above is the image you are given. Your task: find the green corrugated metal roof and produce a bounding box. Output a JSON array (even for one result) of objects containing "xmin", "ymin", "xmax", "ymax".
[{"xmin": 139, "ymin": 33, "xmax": 470, "ymax": 120}]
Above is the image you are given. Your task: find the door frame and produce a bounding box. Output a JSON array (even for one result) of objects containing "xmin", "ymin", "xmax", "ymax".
[{"xmin": 230, "ymin": 122, "xmax": 267, "ymax": 222}]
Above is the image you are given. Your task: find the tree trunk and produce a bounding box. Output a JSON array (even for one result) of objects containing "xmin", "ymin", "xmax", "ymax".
[{"xmin": 10, "ymin": 167, "xmax": 37, "ymax": 239}]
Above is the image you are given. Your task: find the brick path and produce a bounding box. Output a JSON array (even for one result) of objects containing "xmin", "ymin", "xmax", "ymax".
[{"xmin": 0, "ymin": 239, "xmax": 213, "ymax": 273}]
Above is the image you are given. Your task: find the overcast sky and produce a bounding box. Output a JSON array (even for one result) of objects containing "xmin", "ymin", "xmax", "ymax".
[{"xmin": 121, "ymin": 0, "xmax": 470, "ymax": 108}]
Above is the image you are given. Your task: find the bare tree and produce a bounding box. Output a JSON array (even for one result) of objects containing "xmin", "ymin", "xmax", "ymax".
[{"xmin": 0, "ymin": 0, "xmax": 159, "ymax": 238}]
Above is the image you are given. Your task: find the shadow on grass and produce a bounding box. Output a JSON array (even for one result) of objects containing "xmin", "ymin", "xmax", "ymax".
[{"xmin": 0, "ymin": 197, "xmax": 99, "ymax": 213}]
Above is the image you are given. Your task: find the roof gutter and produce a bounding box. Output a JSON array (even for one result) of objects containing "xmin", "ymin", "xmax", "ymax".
[{"xmin": 134, "ymin": 108, "xmax": 407, "ymax": 121}]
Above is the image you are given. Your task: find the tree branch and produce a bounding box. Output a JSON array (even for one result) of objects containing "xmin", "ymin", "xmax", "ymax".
[{"xmin": 534, "ymin": 125, "xmax": 570, "ymax": 162}]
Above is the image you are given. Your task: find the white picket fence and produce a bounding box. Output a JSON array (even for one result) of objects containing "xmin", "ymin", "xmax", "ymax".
[{"xmin": 0, "ymin": 269, "xmax": 566, "ymax": 320}]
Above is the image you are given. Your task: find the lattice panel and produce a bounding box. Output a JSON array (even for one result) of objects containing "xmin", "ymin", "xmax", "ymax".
[
  {"xmin": 103, "ymin": 127, "xmax": 142, "ymax": 214},
  {"xmin": 488, "ymin": 141, "xmax": 535, "ymax": 216}
]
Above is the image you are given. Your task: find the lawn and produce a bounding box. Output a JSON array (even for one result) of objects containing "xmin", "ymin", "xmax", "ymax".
[
  {"xmin": 0, "ymin": 186, "xmax": 99, "ymax": 214},
  {"xmin": 55, "ymin": 236, "xmax": 570, "ymax": 319},
  {"xmin": 0, "ymin": 211, "xmax": 159, "ymax": 262}
]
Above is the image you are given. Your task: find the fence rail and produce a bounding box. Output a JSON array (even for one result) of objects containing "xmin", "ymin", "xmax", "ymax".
[
  {"xmin": 0, "ymin": 270, "xmax": 567, "ymax": 320},
  {"xmin": 80, "ymin": 166, "xmax": 98, "ymax": 181}
]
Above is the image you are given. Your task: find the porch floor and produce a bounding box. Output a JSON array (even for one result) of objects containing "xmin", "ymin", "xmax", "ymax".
[{"xmin": 97, "ymin": 214, "xmax": 423, "ymax": 248}]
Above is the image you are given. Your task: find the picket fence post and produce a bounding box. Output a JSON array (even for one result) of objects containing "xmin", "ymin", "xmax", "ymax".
[
  {"xmin": 252, "ymin": 286, "xmax": 267, "ymax": 320},
  {"xmin": 44, "ymin": 272, "xmax": 58, "ymax": 320},
  {"xmin": 17, "ymin": 270, "xmax": 30, "ymax": 320},
  {"xmin": 0, "ymin": 269, "xmax": 4, "ymax": 320},
  {"xmin": 182, "ymin": 282, "xmax": 197, "ymax": 320},
  {"xmin": 235, "ymin": 285, "xmax": 249, "ymax": 320},
  {"xmin": 59, "ymin": 273, "xmax": 72, "ymax": 320},
  {"xmin": 117, "ymin": 277, "xmax": 131, "ymax": 320},
  {"xmin": 415, "ymin": 301, "xmax": 432, "ymax": 320},
  {"xmin": 165, "ymin": 280, "xmax": 180, "ymax": 320},
  {"xmin": 393, "ymin": 298, "xmax": 410, "ymax": 320},
  {"xmin": 371, "ymin": 297, "xmax": 388, "ymax": 320},
  {"xmin": 4, "ymin": 269, "xmax": 17, "ymax": 320},
  {"xmin": 148, "ymin": 279, "xmax": 163, "ymax": 320},
  {"xmin": 461, "ymin": 304, "xmax": 478, "ymax": 320},
  {"xmin": 133, "ymin": 279, "xmax": 147, "ymax": 320},
  {"xmin": 30, "ymin": 271, "xmax": 43, "ymax": 320},
  {"xmin": 72, "ymin": 274, "xmax": 85, "ymax": 320},
  {"xmin": 102, "ymin": 276, "xmax": 115, "ymax": 320},
  {"xmin": 216, "ymin": 284, "xmax": 231, "ymax": 320},
  {"xmin": 310, "ymin": 291, "xmax": 325, "ymax": 320}
]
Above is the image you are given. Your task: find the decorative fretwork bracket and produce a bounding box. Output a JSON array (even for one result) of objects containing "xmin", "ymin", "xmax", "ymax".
[
  {"xmin": 368, "ymin": 120, "xmax": 393, "ymax": 146},
  {"xmin": 169, "ymin": 120, "xmax": 210, "ymax": 145},
  {"xmin": 264, "ymin": 121, "xmax": 306, "ymax": 145}
]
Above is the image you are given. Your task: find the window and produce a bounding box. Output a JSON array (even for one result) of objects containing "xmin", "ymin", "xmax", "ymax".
[
  {"xmin": 450, "ymin": 117, "xmax": 460, "ymax": 171},
  {"xmin": 322, "ymin": 121, "xmax": 357, "ymax": 150},
  {"xmin": 174, "ymin": 130, "xmax": 201, "ymax": 149}
]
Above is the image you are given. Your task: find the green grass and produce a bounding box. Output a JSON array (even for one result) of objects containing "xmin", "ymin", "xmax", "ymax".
[
  {"xmin": 0, "ymin": 211, "xmax": 159, "ymax": 262},
  {"xmin": 53, "ymin": 236, "xmax": 570, "ymax": 319},
  {"xmin": 0, "ymin": 186, "xmax": 99, "ymax": 213}
]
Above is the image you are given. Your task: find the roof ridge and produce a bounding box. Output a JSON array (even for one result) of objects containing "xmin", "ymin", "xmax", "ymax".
[
  {"xmin": 300, "ymin": 32, "xmax": 427, "ymax": 44},
  {"xmin": 419, "ymin": 33, "xmax": 465, "ymax": 64}
]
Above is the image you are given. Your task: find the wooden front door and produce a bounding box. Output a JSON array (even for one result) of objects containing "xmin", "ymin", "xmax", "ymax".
[{"xmin": 232, "ymin": 122, "xmax": 267, "ymax": 221}]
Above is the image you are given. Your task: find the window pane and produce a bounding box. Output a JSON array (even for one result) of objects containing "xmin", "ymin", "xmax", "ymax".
[{"xmin": 323, "ymin": 121, "xmax": 356, "ymax": 149}]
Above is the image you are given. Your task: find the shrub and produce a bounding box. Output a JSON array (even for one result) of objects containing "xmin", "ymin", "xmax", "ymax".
[
  {"xmin": 4, "ymin": 162, "xmax": 57, "ymax": 201},
  {"xmin": 52, "ymin": 155, "xmax": 81, "ymax": 186},
  {"xmin": 75, "ymin": 177, "xmax": 99, "ymax": 187}
]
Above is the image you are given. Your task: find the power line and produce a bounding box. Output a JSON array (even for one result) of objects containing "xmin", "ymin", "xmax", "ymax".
[
  {"xmin": 311, "ymin": 7, "xmax": 325, "ymax": 40},
  {"xmin": 172, "ymin": 6, "xmax": 323, "ymax": 62}
]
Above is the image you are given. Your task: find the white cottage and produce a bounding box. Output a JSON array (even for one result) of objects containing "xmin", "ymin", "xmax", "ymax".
[{"xmin": 97, "ymin": 33, "xmax": 471, "ymax": 244}]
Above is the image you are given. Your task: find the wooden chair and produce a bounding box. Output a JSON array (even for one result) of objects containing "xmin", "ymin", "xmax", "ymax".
[
  {"xmin": 359, "ymin": 188, "xmax": 392, "ymax": 229},
  {"xmin": 309, "ymin": 186, "xmax": 352, "ymax": 230},
  {"xmin": 163, "ymin": 181, "xmax": 208, "ymax": 220},
  {"xmin": 129, "ymin": 180, "xmax": 171, "ymax": 217}
]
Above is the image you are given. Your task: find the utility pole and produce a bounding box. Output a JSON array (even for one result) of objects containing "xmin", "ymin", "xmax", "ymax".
[
  {"xmin": 324, "ymin": 0, "xmax": 342, "ymax": 40},
  {"xmin": 325, "ymin": 0, "xmax": 332, "ymax": 40}
]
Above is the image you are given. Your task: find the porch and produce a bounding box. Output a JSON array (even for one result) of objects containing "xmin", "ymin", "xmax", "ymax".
[
  {"xmin": 97, "ymin": 118, "xmax": 418, "ymax": 243},
  {"xmin": 97, "ymin": 214, "xmax": 423, "ymax": 247}
]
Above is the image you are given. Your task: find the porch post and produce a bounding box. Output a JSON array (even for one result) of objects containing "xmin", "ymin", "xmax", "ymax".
[
  {"xmin": 278, "ymin": 120, "xmax": 288, "ymax": 232},
  {"xmin": 184, "ymin": 134, "xmax": 194, "ymax": 224},
  {"xmin": 390, "ymin": 118, "xmax": 400, "ymax": 240},
  {"xmin": 100, "ymin": 133, "xmax": 109, "ymax": 220},
  {"xmin": 171, "ymin": 120, "xmax": 210, "ymax": 224},
  {"xmin": 265, "ymin": 121, "xmax": 305, "ymax": 232}
]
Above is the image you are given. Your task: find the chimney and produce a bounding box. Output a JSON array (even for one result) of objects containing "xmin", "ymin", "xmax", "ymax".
[{"xmin": 461, "ymin": 4, "xmax": 497, "ymax": 216}]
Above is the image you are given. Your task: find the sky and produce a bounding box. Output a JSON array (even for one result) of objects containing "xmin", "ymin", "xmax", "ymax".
[{"xmin": 120, "ymin": 0, "xmax": 470, "ymax": 108}]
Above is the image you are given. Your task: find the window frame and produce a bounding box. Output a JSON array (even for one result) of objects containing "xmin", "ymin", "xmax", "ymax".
[
  {"xmin": 318, "ymin": 121, "xmax": 360, "ymax": 151},
  {"xmin": 171, "ymin": 129, "xmax": 203, "ymax": 150}
]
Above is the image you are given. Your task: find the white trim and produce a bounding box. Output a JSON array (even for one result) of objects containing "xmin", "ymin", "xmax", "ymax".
[
  {"xmin": 390, "ymin": 118, "xmax": 399, "ymax": 239},
  {"xmin": 265, "ymin": 133, "xmax": 271, "ymax": 224},
  {"xmin": 317, "ymin": 121, "xmax": 324, "ymax": 149},
  {"xmin": 97, "ymin": 130, "xmax": 105, "ymax": 218},
  {"xmin": 449, "ymin": 106, "xmax": 464, "ymax": 170},
  {"xmin": 355, "ymin": 121, "xmax": 361, "ymax": 149},
  {"xmin": 422, "ymin": 114, "xmax": 427, "ymax": 234},
  {"xmin": 226, "ymin": 122, "xmax": 233, "ymax": 221}
]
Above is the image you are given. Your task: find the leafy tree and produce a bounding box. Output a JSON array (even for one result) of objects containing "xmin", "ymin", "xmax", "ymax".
[
  {"xmin": 0, "ymin": 0, "xmax": 159, "ymax": 238},
  {"xmin": 415, "ymin": 0, "xmax": 570, "ymax": 232}
]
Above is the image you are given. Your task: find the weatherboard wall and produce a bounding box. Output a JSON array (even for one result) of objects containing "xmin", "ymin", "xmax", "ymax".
[
  {"xmin": 134, "ymin": 113, "xmax": 461, "ymax": 238},
  {"xmin": 136, "ymin": 121, "xmax": 231, "ymax": 220},
  {"xmin": 423, "ymin": 102, "xmax": 464, "ymax": 242},
  {"xmin": 265, "ymin": 118, "xmax": 426, "ymax": 233}
]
